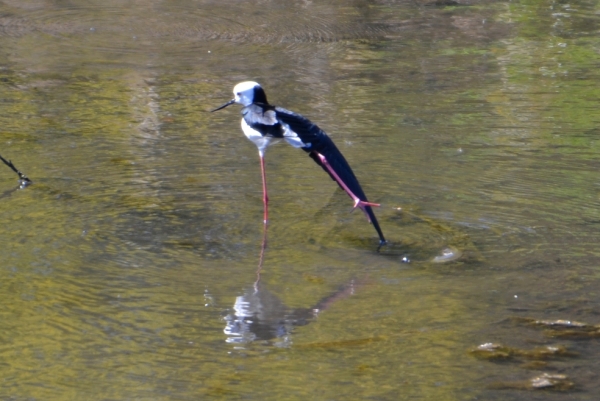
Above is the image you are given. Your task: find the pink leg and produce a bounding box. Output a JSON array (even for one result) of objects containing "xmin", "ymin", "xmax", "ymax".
[
  {"xmin": 259, "ymin": 152, "xmax": 269, "ymax": 224},
  {"xmin": 315, "ymin": 152, "xmax": 380, "ymax": 222}
]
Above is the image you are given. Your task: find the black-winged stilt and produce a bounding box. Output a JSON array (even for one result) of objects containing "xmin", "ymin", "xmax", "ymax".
[{"xmin": 212, "ymin": 81, "xmax": 386, "ymax": 246}]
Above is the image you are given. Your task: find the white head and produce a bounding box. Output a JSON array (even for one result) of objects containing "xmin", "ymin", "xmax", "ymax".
[
  {"xmin": 233, "ymin": 81, "xmax": 261, "ymax": 106},
  {"xmin": 211, "ymin": 81, "xmax": 269, "ymax": 112}
]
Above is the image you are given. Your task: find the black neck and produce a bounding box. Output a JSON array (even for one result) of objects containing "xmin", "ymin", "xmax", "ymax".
[{"xmin": 253, "ymin": 86, "xmax": 268, "ymax": 104}]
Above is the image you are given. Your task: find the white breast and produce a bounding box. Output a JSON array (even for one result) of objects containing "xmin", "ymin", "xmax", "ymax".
[{"xmin": 241, "ymin": 118, "xmax": 280, "ymax": 156}]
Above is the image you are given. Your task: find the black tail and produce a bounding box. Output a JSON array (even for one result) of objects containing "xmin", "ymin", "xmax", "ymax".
[{"xmin": 305, "ymin": 137, "xmax": 386, "ymax": 245}]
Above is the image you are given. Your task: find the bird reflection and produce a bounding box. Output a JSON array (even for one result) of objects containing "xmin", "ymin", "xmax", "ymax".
[
  {"xmin": 224, "ymin": 227, "xmax": 363, "ymax": 345},
  {"xmin": 223, "ymin": 280, "xmax": 311, "ymax": 345}
]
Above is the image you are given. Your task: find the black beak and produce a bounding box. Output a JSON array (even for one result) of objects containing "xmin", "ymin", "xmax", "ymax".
[{"xmin": 211, "ymin": 99, "xmax": 235, "ymax": 112}]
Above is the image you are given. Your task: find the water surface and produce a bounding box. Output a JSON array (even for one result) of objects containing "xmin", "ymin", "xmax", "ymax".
[{"xmin": 1, "ymin": 0, "xmax": 599, "ymax": 399}]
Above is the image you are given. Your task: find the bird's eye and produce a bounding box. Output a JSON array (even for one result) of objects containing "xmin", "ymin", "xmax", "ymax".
[{"xmin": 236, "ymin": 92, "xmax": 241, "ymax": 96}]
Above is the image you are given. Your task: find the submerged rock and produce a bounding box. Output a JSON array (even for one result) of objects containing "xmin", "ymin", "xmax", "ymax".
[
  {"xmin": 530, "ymin": 373, "xmax": 573, "ymax": 390},
  {"xmin": 470, "ymin": 342, "xmax": 576, "ymax": 361},
  {"xmin": 515, "ymin": 317, "xmax": 600, "ymax": 338},
  {"xmin": 490, "ymin": 373, "xmax": 574, "ymax": 391},
  {"xmin": 431, "ymin": 246, "xmax": 463, "ymax": 263}
]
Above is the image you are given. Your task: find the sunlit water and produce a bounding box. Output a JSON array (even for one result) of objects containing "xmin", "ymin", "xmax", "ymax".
[{"xmin": 1, "ymin": 0, "xmax": 599, "ymax": 400}]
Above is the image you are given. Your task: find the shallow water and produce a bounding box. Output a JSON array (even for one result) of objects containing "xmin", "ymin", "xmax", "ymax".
[{"xmin": 1, "ymin": 0, "xmax": 600, "ymax": 399}]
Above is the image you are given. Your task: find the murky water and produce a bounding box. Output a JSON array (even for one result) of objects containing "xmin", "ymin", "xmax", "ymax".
[{"xmin": 1, "ymin": 0, "xmax": 599, "ymax": 399}]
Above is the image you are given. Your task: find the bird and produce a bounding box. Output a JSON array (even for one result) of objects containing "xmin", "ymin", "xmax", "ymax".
[{"xmin": 211, "ymin": 81, "xmax": 386, "ymax": 246}]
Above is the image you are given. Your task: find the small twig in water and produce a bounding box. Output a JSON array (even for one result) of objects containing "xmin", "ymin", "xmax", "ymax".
[{"xmin": 0, "ymin": 153, "xmax": 32, "ymax": 187}]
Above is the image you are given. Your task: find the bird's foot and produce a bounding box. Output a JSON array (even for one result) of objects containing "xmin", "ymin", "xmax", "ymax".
[
  {"xmin": 351, "ymin": 199, "xmax": 380, "ymax": 223},
  {"xmin": 353, "ymin": 199, "xmax": 380, "ymax": 210}
]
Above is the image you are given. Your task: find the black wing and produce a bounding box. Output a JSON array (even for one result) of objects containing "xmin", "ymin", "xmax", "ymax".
[
  {"xmin": 274, "ymin": 106, "xmax": 385, "ymax": 244},
  {"xmin": 274, "ymin": 107, "xmax": 362, "ymax": 193}
]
